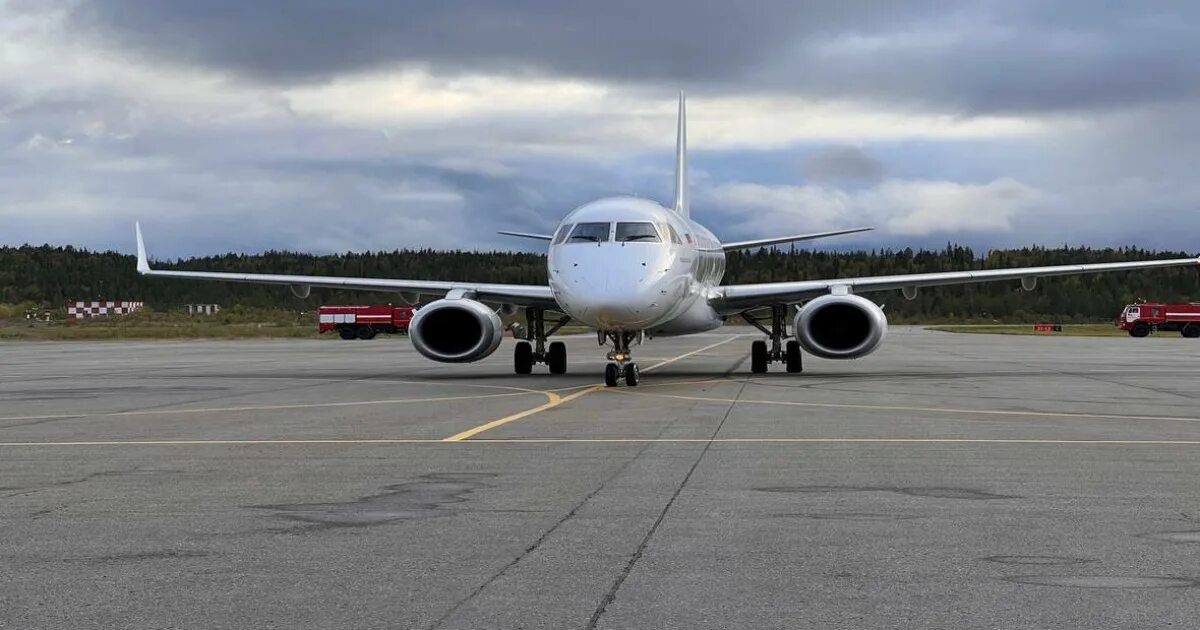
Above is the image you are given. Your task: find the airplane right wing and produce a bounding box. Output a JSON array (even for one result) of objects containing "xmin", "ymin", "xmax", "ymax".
[
  {"xmin": 712, "ymin": 256, "xmax": 1200, "ymax": 314},
  {"xmin": 135, "ymin": 223, "xmax": 559, "ymax": 308}
]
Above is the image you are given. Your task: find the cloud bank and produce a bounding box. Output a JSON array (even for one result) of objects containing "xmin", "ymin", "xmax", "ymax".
[{"xmin": 1, "ymin": 0, "xmax": 1197, "ymax": 257}]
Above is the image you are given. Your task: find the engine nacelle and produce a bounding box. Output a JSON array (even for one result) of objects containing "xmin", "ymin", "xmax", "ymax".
[
  {"xmin": 409, "ymin": 298, "xmax": 504, "ymax": 363},
  {"xmin": 793, "ymin": 294, "xmax": 888, "ymax": 359}
]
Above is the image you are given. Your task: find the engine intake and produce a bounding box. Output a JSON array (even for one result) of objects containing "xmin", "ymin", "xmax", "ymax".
[
  {"xmin": 793, "ymin": 294, "xmax": 887, "ymax": 359},
  {"xmin": 409, "ymin": 298, "xmax": 504, "ymax": 363}
]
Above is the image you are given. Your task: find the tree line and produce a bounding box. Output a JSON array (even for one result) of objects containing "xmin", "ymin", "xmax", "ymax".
[{"xmin": 2, "ymin": 244, "xmax": 1197, "ymax": 322}]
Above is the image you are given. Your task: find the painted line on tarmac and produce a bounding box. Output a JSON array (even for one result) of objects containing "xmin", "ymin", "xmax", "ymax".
[
  {"xmin": 640, "ymin": 336, "xmax": 743, "ymax": 374},
  {"xmin": 442, "ymin": 387, "xmax": 599, "ymax": 442},
  {"xmin": 3, "ymin": 437, "xmax": 1200, "ymax": 447},
  {"xmin": 605, "ymin": 389, "xmax": 1200, "ymax": 425},
  {"xmin": 0, "ymin": 392, "xmax": 535, "ymax": 424},
  {"xmin": 442, "ymin": 335, "xmax": 743, "ymax": 441}
]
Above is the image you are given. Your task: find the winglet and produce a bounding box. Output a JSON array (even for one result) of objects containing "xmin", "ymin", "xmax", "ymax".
[
  {"xmin": 135, "ymin": 222, "xmax": 150, "ymax": 274},
  {"xmin": 672, "ymin": 91, "xmax": 689, "ymax": 218}
]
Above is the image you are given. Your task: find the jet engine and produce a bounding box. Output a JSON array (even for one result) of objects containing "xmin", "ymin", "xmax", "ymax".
[
  {"xmin": 409, "ymin": 298, "xmax": 504, "ymax": 363},
  {"xmin": 793, "ymin": 294, "xmax": 888, "ymax": 359}
]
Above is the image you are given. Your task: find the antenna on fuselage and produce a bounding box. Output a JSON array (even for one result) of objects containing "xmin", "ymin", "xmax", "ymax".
[{"xmin": 672, "ymin": 91, "xmax": 689, "ymax": 219}]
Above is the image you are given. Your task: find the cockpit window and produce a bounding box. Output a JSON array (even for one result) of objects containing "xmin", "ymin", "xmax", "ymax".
[
  {"xmin": 568, "ymin": 222, "xmax": 611, "ymax": 243},
  {"xmin": 661, "ymin": 223, "xmax": 682, "ymax": 244},
  {"xmin": 615, "ymin": 222, "xmax": 661, "ymax": 243},
  {"xmin": 552, "ymin": 224, "xmax": 573, "ymax": 244}
]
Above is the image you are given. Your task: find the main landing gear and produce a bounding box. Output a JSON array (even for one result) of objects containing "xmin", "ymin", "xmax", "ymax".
[
  {"xmin": 513, "ymin": 307, "xmax": 572, "ymax": 375},
  {"xmin": 741, "ymin": 304, "xmax": 803, "ymax": 375},
  {"xmin": 603, "ymin": 331, "xmax": 641, "ymax": 387}
]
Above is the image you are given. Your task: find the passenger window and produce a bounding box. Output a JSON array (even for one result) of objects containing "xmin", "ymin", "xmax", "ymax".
[
  {"xmin": 552, "ymin": 224, "xmax": 573, "ymax": 245},
  {"xmin": 615, "ymin": 222, "xmax": 661, "ymax": 243},
  {"xmin": 568, "ymin": 222, "xmax": 611, "ymax": 243}
]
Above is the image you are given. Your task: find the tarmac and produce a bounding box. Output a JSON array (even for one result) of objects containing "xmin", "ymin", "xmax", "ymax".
[{"xmin": 2, "ymin": 326, "xmax": 1199, "ymax": 629}]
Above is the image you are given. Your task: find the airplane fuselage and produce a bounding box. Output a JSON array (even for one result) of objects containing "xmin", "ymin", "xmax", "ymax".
[{"xmin": 548, "ymin": 196, "xmax": 726, "ymax": 336}]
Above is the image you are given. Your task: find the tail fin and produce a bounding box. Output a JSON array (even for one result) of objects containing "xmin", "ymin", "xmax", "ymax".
[{"xmin": 672, "ymin": 91, "xmax": 689, "ymax": 218}]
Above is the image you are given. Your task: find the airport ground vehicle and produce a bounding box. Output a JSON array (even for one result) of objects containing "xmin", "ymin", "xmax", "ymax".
[
  {"xmin": 1117, "ymin": 302, "xmax": 1200, "ymax": 338},
  {"xmin": 318, "ymin": 305, "xmax": 414, "ymax": 340}
]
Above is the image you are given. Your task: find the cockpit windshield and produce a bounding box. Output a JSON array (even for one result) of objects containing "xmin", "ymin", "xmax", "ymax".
[
  {"xmin": 615, "ymin": 222, "xmax": 661, "ymax": 243},
  {"xmin": 552, "ymin": 224, "xmax": 573, "ymax": 244},
  {"xmin": 568, "ymin": 222, "xmax": 611, "ymax": 243}
]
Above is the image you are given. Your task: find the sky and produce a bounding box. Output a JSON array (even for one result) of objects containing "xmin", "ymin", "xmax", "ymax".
[{"xmin": 2, "ymin": 0, "xmax": 1199, "ymax": 257}]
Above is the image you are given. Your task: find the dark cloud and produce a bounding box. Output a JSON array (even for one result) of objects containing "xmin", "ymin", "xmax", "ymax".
[
  {"xmin": 70, "ymin": 1, "xmax": 1200, "ymax": 114},
  {"xmin": 803, "ymin": 146, "xmax": 883, "ymax": 184}
]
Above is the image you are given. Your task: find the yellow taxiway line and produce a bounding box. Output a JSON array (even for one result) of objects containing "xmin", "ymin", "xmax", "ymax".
[
  {"xmin": 441, "ymin": 387, "xmax": 598, "ymax": 442},
  {"xmin": 3, "ymin": 437, "xmax": 1200, "ymax": 447},
  {"xmin": 608, "ymin": 389, "xmax": 1200, "ymax": 425},
  {"xmin": 441, "ymin": 335, "xmax": 743, "ymax": 441},
  {"xmin": 0, "ymin": 392, "xmax": 536, "ymax": 424}
]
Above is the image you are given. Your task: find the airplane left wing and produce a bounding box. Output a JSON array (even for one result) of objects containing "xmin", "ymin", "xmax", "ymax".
[
  {"xmin": 135, "ymin": 223, "xmax": 559, "ymax": 308},
  {"xmin": 712, "ymin": 256, "xmax": 1200, "ymax": 314},
  {"xmin": 721, "ymin": 227, "xmax": 873, "ymax": 251}
]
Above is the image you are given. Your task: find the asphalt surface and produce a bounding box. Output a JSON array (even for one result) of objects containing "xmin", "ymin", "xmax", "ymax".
[{"xmin": 2, "ymin": 327, "xmax": 1200, "ymax": 629}]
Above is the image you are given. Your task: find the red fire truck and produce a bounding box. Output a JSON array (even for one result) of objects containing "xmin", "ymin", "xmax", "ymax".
[
  {"xmin": 1116, "ymin": 302, "xmax": 1200, "ymax": 338},
  {"xmin": 318, "ymin": 305, "xmax": 415, "ymax": 340}
]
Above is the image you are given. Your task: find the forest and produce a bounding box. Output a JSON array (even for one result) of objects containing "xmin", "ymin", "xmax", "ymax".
[{"xmin": 2, "ymin": 244, "xmax": 1197, "ymax": 323}]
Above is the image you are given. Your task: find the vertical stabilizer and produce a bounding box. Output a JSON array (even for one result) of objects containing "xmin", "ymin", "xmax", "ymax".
[{"xmin": 672, "ymin": 92, "xmax": 689, "ymax": 218}]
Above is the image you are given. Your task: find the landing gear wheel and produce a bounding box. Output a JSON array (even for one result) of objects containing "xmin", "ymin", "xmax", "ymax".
[
  {"xmin": 1182, "ymin": 324, "xmax": 1200, "ymax": 338},
  {"xmin": 339, "ymin": 326, "xmax": 357, "ymax": 340},
  {"xmin": 356, "ymin": 326, "xmax": 377, "ymax": 340},
  {"xmin": 605, "ymin": 363, "xmax": 620, "ymax": 387},
  {"xmin": 514, "ymin": 341, "xmax": 534, "ymax": 374},
  {"xmin": 1129, "ymin": 323, "xmax": 1151, "ymax": 338},
  {"xmin": 785, "ymin": 340, "xmax": 803, "ymax": 373},
  {"xmin": 547, "ymin": 341, "xmax": 567, "ymax": 374},
  {"xmin": 751, "ymin": 340, "xmax": 768, "ymax": 374},
  {"xmin": 624, "ymin": 363, "xmax": 640, "ymax": 387}
]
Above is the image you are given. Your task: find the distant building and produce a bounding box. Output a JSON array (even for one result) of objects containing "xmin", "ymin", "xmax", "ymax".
[
  {"xmin": 67, "ymin": 300, "xmax": 144, "ymax": 320},
  {"xmin": 186, "ymin": 304, "xmax": 221, "ymax": 316}
]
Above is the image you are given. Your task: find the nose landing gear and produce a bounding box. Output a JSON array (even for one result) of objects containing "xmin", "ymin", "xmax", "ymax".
[
  {"xmin": 742, "ymin": 304, "xmax": 803, "ymax": 374},
  {"xmin": 513, "ymin": 307, "xmax": 572, "ymax": 375},
  {"xmin": 603, "ymin": 330, "xmax": 641, "ymax": 386}
]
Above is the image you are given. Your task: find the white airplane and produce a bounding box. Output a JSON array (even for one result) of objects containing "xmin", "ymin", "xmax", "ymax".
[{"xmin": 135, "ymin": 94, "xmax": 1200, "ymax": 387}]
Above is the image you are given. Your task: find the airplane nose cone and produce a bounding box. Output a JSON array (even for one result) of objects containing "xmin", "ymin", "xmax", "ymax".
[
  {"xmin": 550, "ymin": 245, "xmax": 672, "ymax": 330},
  {"xmin": 582, "ymin": 267, "xmax": 669, "ymax": 329}
]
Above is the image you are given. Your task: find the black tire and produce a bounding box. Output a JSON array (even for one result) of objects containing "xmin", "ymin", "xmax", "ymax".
[
  {"xmin": 357, "ymin": 326, "xmax": 377, "ymax": 340},
  {"xmin": 1183, "ymin": 324, "xmax": 1200, "ymax": 338},
  {"xmin": 514, "ymin": 341, "xmax": 533, "ymax": 374},
  {"xmin": 751, "ymin": 340, "xmax": 768, "ymax": 374},
  {"xmin": 338, "ymin": 326, "xmax": 357, "ymax": 340},
  {"xmin": 605, "ymin": 363, "xmax": 620, "ymax": 387},
  {"xmin": 624, "ymin": 363, "xmax": 640, "ymax": 387},
  {"xmin": 547, "ymin": 341, "xmax": 567, "ymax": 374},
  {"xmin": 1129, "ymin": 323, "xmax": 1151, "ymax": 338},
  {"xmin": 785, "ymin": 340, "xmax": 803, "ymax": 373}
]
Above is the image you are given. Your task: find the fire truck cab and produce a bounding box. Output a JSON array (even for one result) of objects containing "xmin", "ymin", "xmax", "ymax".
[{"xmin": 1117, "ymin": 302, "xmax": 1200, "ymax": 338}]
